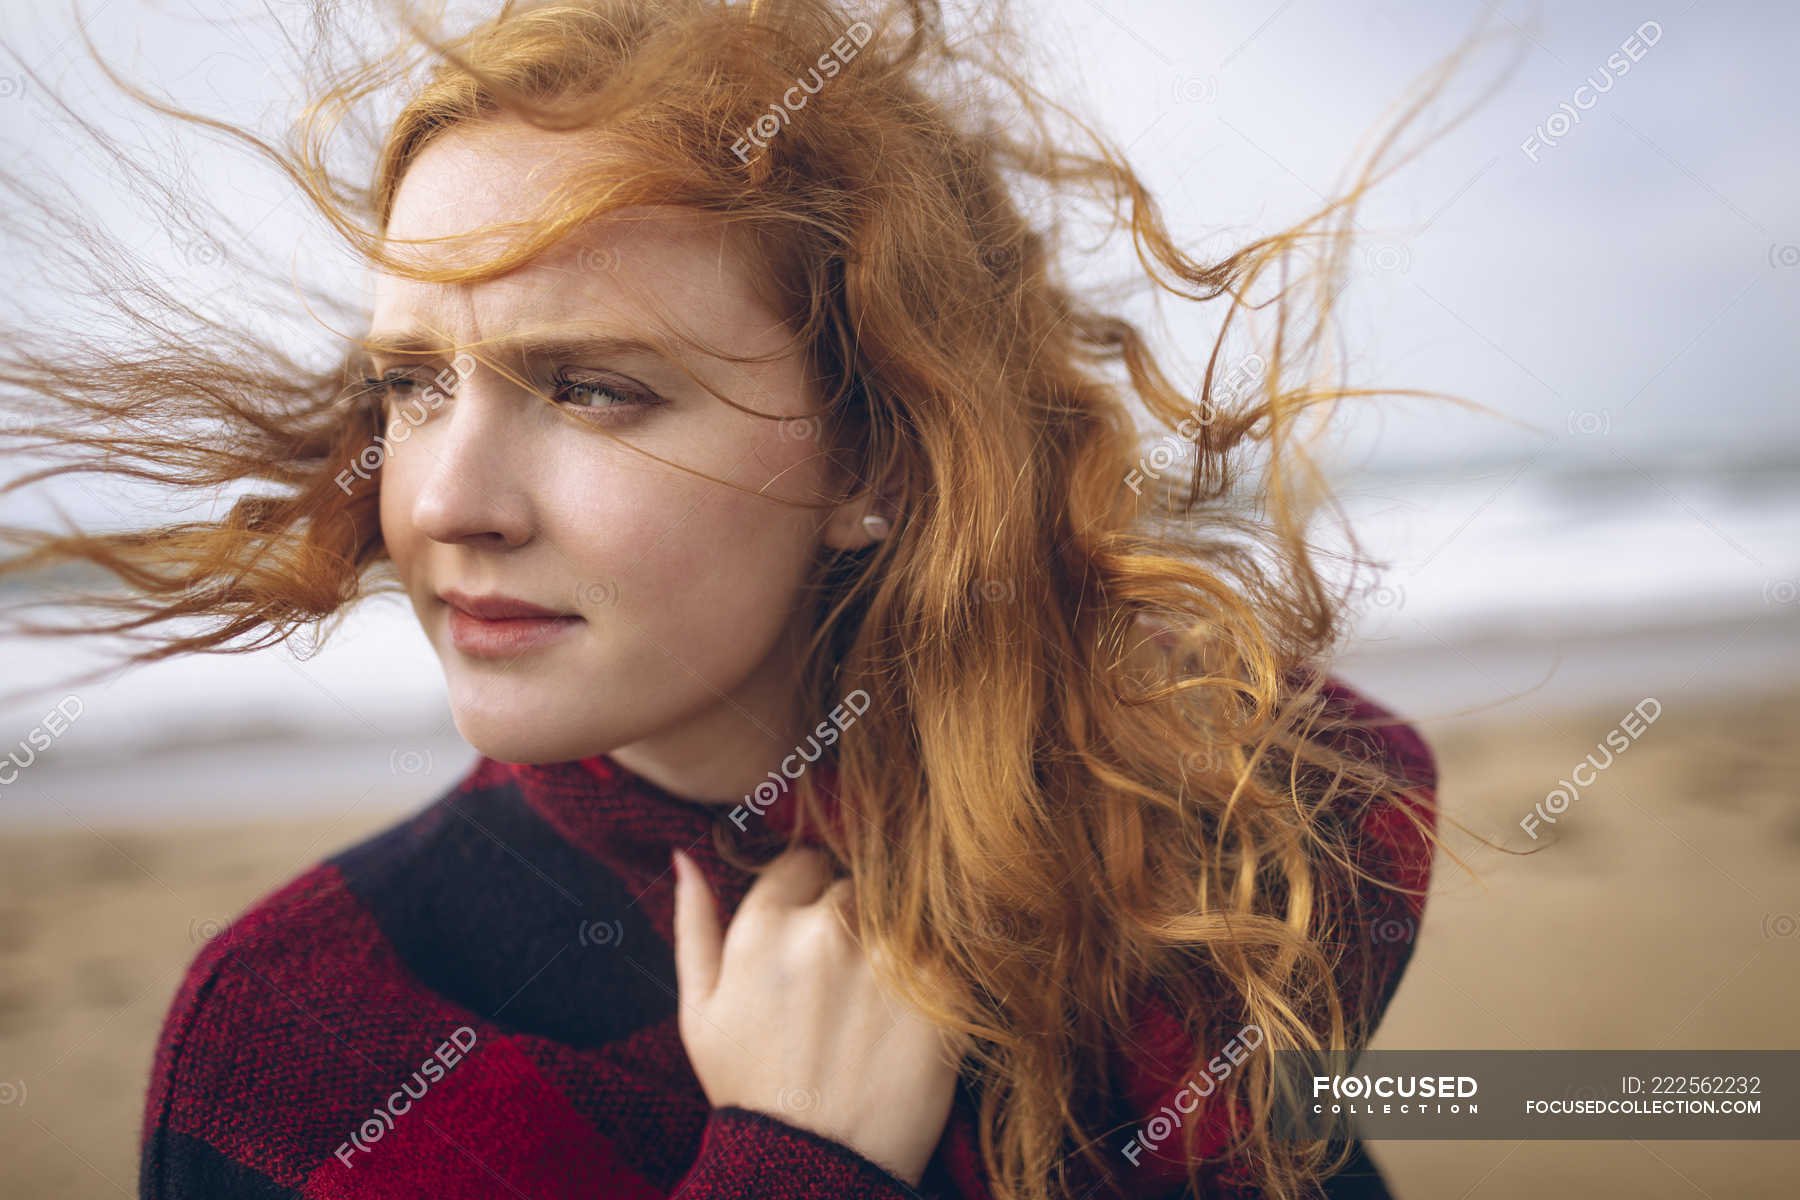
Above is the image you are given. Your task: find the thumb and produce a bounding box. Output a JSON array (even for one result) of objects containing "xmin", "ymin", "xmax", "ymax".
[{"xmin": 671, "ymin": 847, "xmax": 721, "ymax": 1002}]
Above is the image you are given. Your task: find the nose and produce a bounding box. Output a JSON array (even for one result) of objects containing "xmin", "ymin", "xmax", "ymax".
[{"xmin": 405, "ymin": 369, "xmax": 535, "ymax": 548}]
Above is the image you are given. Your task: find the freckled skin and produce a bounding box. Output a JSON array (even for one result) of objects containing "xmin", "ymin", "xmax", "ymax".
[{"xmin": 374, "ymin": 115, "xmax": 874, "ymax": 803}]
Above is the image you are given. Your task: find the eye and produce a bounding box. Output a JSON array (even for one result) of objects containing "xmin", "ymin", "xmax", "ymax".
[
  {"xmin": 552, "ymin": 369, "xmax": 664, "ymax": 419},
  {"xmin": 358, "ymin": 366, "xmax": 436, "ymax": 400}
]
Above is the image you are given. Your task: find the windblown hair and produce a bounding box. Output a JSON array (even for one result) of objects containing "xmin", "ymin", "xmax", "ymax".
[{"xmin": 0, "ymin": 1, "xmax": 1500, "ymax": 1196}]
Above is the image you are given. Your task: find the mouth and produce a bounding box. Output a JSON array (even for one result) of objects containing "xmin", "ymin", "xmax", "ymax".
[{"xmin": 439, "ymin": 589, "xmax": 583, "ymax": 658}]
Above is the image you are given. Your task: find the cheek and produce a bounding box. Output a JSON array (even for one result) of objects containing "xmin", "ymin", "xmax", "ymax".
[
  {"xmin": 546, "ymin": 436, "xmax": 825, "ymax": 664},
  {"xmin": 376, "ymin": 455, "xmax": 420, "ymax": 583}
]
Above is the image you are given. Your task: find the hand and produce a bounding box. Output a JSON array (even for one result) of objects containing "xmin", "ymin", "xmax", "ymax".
[{"xmin": 672, "ymin": 844, "xmax": 963, "ymax": 1187}]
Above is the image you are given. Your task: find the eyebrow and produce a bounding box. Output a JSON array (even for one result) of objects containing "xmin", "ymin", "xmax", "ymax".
[{"xmin": 358, "ymin": 327, "xmax": 695, "ymax": 371}]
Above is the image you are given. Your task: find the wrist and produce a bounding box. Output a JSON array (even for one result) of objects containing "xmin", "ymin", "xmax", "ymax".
[{"xmin": 705, "ymin": 1105, "xmax": 927, "ymax": 1192}]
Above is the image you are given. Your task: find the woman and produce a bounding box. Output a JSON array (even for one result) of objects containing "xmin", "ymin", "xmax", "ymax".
[{"xmin": 0, "ymin": 1, "xmax": 1455, "ymax": 1196}]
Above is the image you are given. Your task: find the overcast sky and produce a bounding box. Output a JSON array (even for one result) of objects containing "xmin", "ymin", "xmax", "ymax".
[{"xmin": 1, "ymin": 0, "xmax": 1794, "ymax": 478}]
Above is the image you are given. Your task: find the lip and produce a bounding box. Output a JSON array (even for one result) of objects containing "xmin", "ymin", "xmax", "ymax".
[
  {"xmin": 440, "ymin": 589, "xmax": 573, "ymax": 620},
  {"xmin": 440, "ymin": 589, "xmax": 583, "ymax": 658}
]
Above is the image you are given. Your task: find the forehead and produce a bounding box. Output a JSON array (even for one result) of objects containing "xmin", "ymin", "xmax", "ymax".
[{"xmin": 371, "ymin": 118, "xmax": 768, "ymax": 341}]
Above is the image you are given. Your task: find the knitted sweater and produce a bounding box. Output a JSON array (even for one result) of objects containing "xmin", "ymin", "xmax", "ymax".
[{"xmin": 138, "ymin": 675, "xmax": 1437, "ymax": 1199}]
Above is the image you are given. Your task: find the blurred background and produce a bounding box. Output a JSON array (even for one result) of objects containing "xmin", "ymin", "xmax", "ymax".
[{"xmin": 1, "ymin": 0, "xmax": 1796, "ymax": 1195}]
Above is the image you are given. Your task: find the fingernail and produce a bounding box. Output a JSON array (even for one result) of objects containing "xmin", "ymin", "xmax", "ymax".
[{"xmin": 671, "ymin": 847, "xmax": 688, "ymax": 881}]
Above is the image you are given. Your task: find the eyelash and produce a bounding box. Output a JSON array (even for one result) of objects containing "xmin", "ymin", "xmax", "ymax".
[{"xmin": 357, "ymin": 368, "xmax": 662, "ymax": 421}]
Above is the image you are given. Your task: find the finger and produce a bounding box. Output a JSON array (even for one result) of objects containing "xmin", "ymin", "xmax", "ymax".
[
  {"xmin": 739, "ymin": 844, "xmax": 837, "ymax": 914},
  {"xmin": 671, "ymin": 847, "xmax": 721, "ymax": 1001}
]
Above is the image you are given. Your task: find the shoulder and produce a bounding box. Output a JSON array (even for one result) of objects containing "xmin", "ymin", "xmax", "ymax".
[
  {"xmin": 140, "ymin": 764, "xmax": 498, "ymax": 1194},
  {"xmin": 1307, "ymin": 672, "xmax": 1440, "ymax": 887},
  {"xmin": 140, "ymin": 856, "xmax": 375, "ymax": 1192},
  {"xmin": 1128, "ymin": 623, "xmax": 1437, "ymax": 801},
  {"xmin": 1310, "ymin": 672, "xmax": 1439, "ymax": 798},
  {"xmin": 1300, "ymin": 673, "xmax": 1439, "ymax": 1025}
]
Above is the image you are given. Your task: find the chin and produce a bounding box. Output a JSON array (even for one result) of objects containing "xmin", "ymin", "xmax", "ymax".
[
  {"xmin": 451, "ymin": 717, "xmax": 606, "ymax": 765},
  {"xmin": 444, "ymin": 684, "xmax": 613, "ymax": 765}
]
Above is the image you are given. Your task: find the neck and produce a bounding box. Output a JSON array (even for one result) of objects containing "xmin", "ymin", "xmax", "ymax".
[{"xmin": 606, "ymin": 609, "xmax": 820, "ymax": 806}]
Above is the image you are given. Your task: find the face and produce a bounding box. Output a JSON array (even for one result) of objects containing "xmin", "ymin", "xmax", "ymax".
[{"xmin": 370, "ymin": 116, "xmax": 872, "ymax": 801}]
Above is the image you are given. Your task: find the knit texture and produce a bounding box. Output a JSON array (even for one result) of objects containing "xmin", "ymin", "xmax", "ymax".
[{"xmin": 139, "ymin": 675, "xmax": 1436, "ymax": 1198}]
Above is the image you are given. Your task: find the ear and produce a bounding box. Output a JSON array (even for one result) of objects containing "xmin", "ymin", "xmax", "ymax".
[{"xmin": 819, "ymin": 466, "xmax": 902, "ymax": 552}]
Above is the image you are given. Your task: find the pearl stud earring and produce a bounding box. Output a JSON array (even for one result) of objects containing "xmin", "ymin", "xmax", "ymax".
[{"xmin": 861, "ymin": 512, "xmax": 892, "ymax": 540}]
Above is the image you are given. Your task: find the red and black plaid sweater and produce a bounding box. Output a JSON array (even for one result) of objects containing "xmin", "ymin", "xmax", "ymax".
[{"xmin": 139, "ymin": 675, "xmax": 1437, "ymax": 1199}]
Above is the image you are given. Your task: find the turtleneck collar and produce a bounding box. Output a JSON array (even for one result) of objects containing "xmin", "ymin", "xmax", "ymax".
[{"xmin": 494, "ymin": 749, "xmax": 845, "ymax": 912}]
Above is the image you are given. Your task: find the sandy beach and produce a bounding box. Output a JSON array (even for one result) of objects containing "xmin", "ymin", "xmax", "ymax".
[{"xmin": 2, "ymin": 681, "xmax": 1797, "ymax": 1198}]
